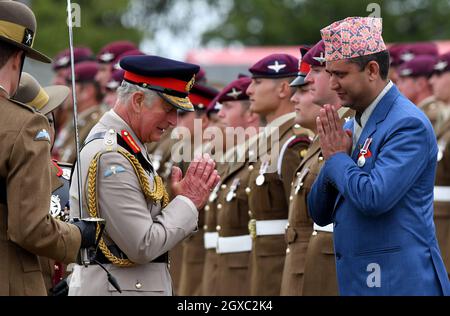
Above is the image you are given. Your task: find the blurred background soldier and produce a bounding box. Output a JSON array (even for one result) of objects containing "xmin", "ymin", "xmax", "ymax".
[
  {"xmin": 431, "ymin": 52, "xmax": 450, "ymax": 279},
  {"xmin": 51, "ymin": 47, "xmax": 94, "ymax": 136},
  {"xmin": 209, "ymin": 76, "xmax": 258, "ymax": 296},
  {"xmin": 397, "ymin": 55, "xmax": 446, "ymax": 133},
  {"xmin": 245, "ymin": 54, "xmax": 313, "ymax": 295},
  {"xmin": 177, "ymin": 79, "xmax": 219, "ymax": 296},
  {"xmin": 0, "ymin": 0, "xmax": 94, "ymax": 296},
  {"xmin": 95, "ymin": 40, "xmax": 137, "ymax": 94},
  {"xmin": 14, "ymin": 72, "xmax": 72, "ymax": 295},
  {"xmin": 53, "ymin": 61, "xmax": 105, "ymax": 163}
]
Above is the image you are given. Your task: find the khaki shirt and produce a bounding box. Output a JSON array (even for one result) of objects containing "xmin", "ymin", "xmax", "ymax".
[
  {"xmin": 54, "ymin": 105, "xmax": 104, "ymax": 163},
  {"xmin": 0, "ymin": 96, "xmax": 81, "ymax": 296}
]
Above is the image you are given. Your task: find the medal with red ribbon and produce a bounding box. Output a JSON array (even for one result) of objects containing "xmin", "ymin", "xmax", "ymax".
[{"xmin": 357, "ymin": 138, "xmax": 373, "ymax": 167}]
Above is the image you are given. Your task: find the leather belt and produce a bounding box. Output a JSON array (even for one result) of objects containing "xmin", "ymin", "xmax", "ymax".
[{"xmin": 92, "ymin": 245, "xmax": 168, "ymax": 264}]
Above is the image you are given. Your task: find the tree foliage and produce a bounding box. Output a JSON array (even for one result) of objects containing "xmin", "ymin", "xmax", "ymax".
[{"xmin": 31, "ymin": 0, "xmax": 142, "ymax": 58}]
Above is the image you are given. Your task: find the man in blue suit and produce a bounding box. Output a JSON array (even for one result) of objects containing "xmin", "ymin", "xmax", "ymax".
[{"xmin": 308, "ymin": 16, "xmax": 450, "ymax": 295}]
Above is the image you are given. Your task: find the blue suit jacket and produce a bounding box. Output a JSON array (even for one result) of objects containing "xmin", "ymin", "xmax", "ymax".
[{"xmin": 308, "ymin": 85, "xmax": 450, "ymax": 296}]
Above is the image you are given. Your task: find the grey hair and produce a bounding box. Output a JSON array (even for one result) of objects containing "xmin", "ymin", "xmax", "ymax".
[{"xmin": 117, "ymin": 81, "xmax": 157, "ymax": 106}]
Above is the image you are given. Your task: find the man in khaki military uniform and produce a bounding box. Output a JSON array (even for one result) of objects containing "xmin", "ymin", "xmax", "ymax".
[
  {"xmin": 14, "ymin": 72, "xmax": 74, "ymax": 294},
  {"xmin": 245, "ymin": 54, "xmax": 313, "ymax": 296},
  {"xmin": 294, "ymin": 41, "xmax": 353, "ymax": 296},
  {"xmin": 430, "ymin": 53, "xmax": 450, "ymax": 278},
  {"xmin": 0, "ymin": 1, "xmax": 95, "ymax": 296},
  {"xmin": 53, "ymin": 61, "xmax": 105, "ymax": 163},
  {"xmin": 176, "ymin": 82, "xmax": 218, "ymax": 296},
  {"xmin": 202, "ymin": 76, "xmax": 257, "ymax": 296},
  {"xmin": 68, "ymin": 55, "xmax": 220, "ymax": 296},
  {"xmin": 397, "ymin": 55, "xmax": 447, "ymax": 133}
]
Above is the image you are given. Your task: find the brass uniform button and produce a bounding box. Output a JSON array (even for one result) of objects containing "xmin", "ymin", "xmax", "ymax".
[
  {"xmin": 248, "ymin": 210, "xmax": 252, "ymax": 217},
  {"xmin": 135, "ymin": 282, "xmax": 142, "ymax": 289},
  {"xmin": 245, "ymin": 187, "xmax": 251, "ymax": 195},
  {"xmin": 217, "ymin": 203, "xmax": 222, "ymax": 210},
  {"xmin": 221, "ymin": 184, "xmax": 227, "ymax": 190},
  {"xmin": 248, "ymin": 165, "xmax": 254, "ymax": 171},
  {"xmin": 205, "ymin": 205, "xmax": 210, "ymax": 211},
  {"xmin": 286, "ymin": 248, "xmax": 290, "ymax": 254},
  {"xmin": 203, "ymin": 225, "xmax": 208, "ymax": 230},
  {"xmin": 216, "ymin": 225, "xmax": 221, "ymax": 231}
]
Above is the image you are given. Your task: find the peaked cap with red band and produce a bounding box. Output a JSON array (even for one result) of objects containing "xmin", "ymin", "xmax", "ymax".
[
  {"xmin": 290, "ymin": 46, "xmax": 312, "ymax": 87},
  {"xmin": 120, "ymin": 55, "xmax": 200, "ymax": 112}
]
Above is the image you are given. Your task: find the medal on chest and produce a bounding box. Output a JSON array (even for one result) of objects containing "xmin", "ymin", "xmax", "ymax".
[
  {"xmin": 357, "ymin": 138, "xmax": 373, "ymax": 168},
  {"xmin": 255, "ymin": 161, "xmax": 270, "ymax": 186}
]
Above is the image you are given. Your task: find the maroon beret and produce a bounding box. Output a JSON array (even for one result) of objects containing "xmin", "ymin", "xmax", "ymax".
[
  {"xmin": 106, "ymin": 69, "xmax": 125, "ymax": 91},
  {"xmin": 399, "ymin": 42, "xmax": 438, "ymax": 63},
  {"xmin": 53, "ymin": 47, "xmax": 93, "ymax": 70},
  {"xmin": 388, "ymin": 43, "xmax": 410, "ymax": 66},
  {"xmin": 303, "ymin": 40, "xmax": 326, "ymax": 67},
  {"xmin": 217, "ymin": 76, "xmax": 251, "ymax": 103},
  {"xmin": 189, "ymin": 83, "xmax": 219, "ymax": 110},
  {"xmin": 434, "ymin": 52, "xmax": 450, "ymax": 73},
  {"xmin": 249, "ymin": 54, "xmax": 298, "ymax": 78},
  {"xmin": 97, "ymin": 41, "xmax": 137, "ymax": 63},
  {"xmin": 66, "ymin": 61, "xmax": 99, "ymax": 83},
  {"xmin": 398, "ymin": 55, "xmax": 437, "ymax": 77}
]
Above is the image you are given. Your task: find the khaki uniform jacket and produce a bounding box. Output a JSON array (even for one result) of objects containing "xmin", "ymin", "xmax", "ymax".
[
  {"xmin": 68, "ymin": 110, "xmax": 198, "ymax": 296},
  {"xmin": 247, "ymin": 113, "xmax": 312, "ymax": 296},
  {"xmin": 178, "ymin": 143, "xmax": 206, "ymax": 296},
  {"xmin": 212, "ymin": 143, "xmax": 257, "ymax": 296},
  {"xmin": 201, "ymin": 160, "xmax": 230, "ymax": 296},
  {"xmin": 418, "ymin": 96, "xmax": 447, "ymax": 134},
  {"xmin": 435, "ymin": 117, "xmax": 450, "ymax": 277},
  {"xmin": 0, "ymin": 96, "xmax": 81, "ymax": 296},
  {"xmin": 284, "ymin": 108, "xmax": 354, "ymax": 296},
  {"xmin": 54, "ymin": 105, "xmax": 104, "ymax": 163}
]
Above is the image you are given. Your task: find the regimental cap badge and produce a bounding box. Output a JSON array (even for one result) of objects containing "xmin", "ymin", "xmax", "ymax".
[
  {"xmin": 226, "ymin": 88, "xmax": 243, "ymax": 99},
  {"xmin": 312, "ymin": 52, "xmax": 326, "ymax": 65},
  {"xmin": 22, "ymin": 28, "xmax": 34, "ymax": 47},
  {"xmin": 267, "ymin": 60, "xmax": 287, "ymax": 73}
]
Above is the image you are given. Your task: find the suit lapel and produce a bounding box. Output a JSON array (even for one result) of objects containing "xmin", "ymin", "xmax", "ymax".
[{"xmin": 351, "ymin": 85, "xmax": 399, "ymax": 161}]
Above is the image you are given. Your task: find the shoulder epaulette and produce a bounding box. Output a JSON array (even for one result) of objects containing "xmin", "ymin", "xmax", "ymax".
[{"xmin": 5, "ymin": 98, "xmax": 36, "ymax": 113}]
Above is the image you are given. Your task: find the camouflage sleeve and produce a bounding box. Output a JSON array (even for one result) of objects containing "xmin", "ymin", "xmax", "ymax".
[{"xmin": 7, "ymin": 113, "xmax": 81, "ymax": 263}]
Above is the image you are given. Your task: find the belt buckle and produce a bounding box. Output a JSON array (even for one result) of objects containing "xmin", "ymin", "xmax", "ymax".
[{"xmin": 248, "ymin": 219, "xmax": 257, "ymax": 239}]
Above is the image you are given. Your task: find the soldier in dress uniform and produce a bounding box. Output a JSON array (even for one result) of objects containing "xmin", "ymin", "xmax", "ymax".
[
  {"xmin": 430, "ymin": 54, "xmax": 450, "ymax": 278},
  {"xmin": 204, "ymin": 76, "xmax": 259, "ymax": 296},
  {"xmin": 95, "ymin": 41, "xmax": 137, "ymax": 93},
  {"xmin": 53, "ymin": 61, "xmax": 105, "ymax": 163},
  {"xmin": 200, "ymin": 96, "xmax": 227, "ymax": 296},
  {"xmin": 245, "ymin": 54, "xmax": 313, "ymax": 296},
  {"xmin": 51, "ymin": 47, "xmax": 94, "ymax": 135},
  {"xmin": 397, "ymin": 55, "xmax": 447, "ymax": 133},
  {"xmin": 68, "ymin": 55, "xmax": 220, "ymax": 296},
  {"xmin": 431, "ymin": 52, "xmax": 450, "ymax": 125},
  {"xmin": 0, "ymin": 0, "xmax": 95, "ymax": 296},
  {"xmin": 176, "ymin": 81, "xmax": 219, "ymax": 296},
  {"xmin": 14, "ymin": 72, "xmax": 74, "ymax": 294}
]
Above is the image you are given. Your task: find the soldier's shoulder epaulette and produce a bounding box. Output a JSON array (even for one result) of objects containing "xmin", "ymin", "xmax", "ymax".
[{"xmin": 4, "ymin": 97, "xmax": 36, "ymax": 113}]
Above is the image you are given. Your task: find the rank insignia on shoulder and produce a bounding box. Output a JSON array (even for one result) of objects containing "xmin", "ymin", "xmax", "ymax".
[
  {"xmin": 121, "ymin": 130, "xmax": 141, "ymax": 154},
  {"xmin": 34, "ymin": 129, "xmax": 50, "ymax": 142},
  {"xmin": 104, "ymin": 165, "xmax": 126, "ymax": 178}
]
